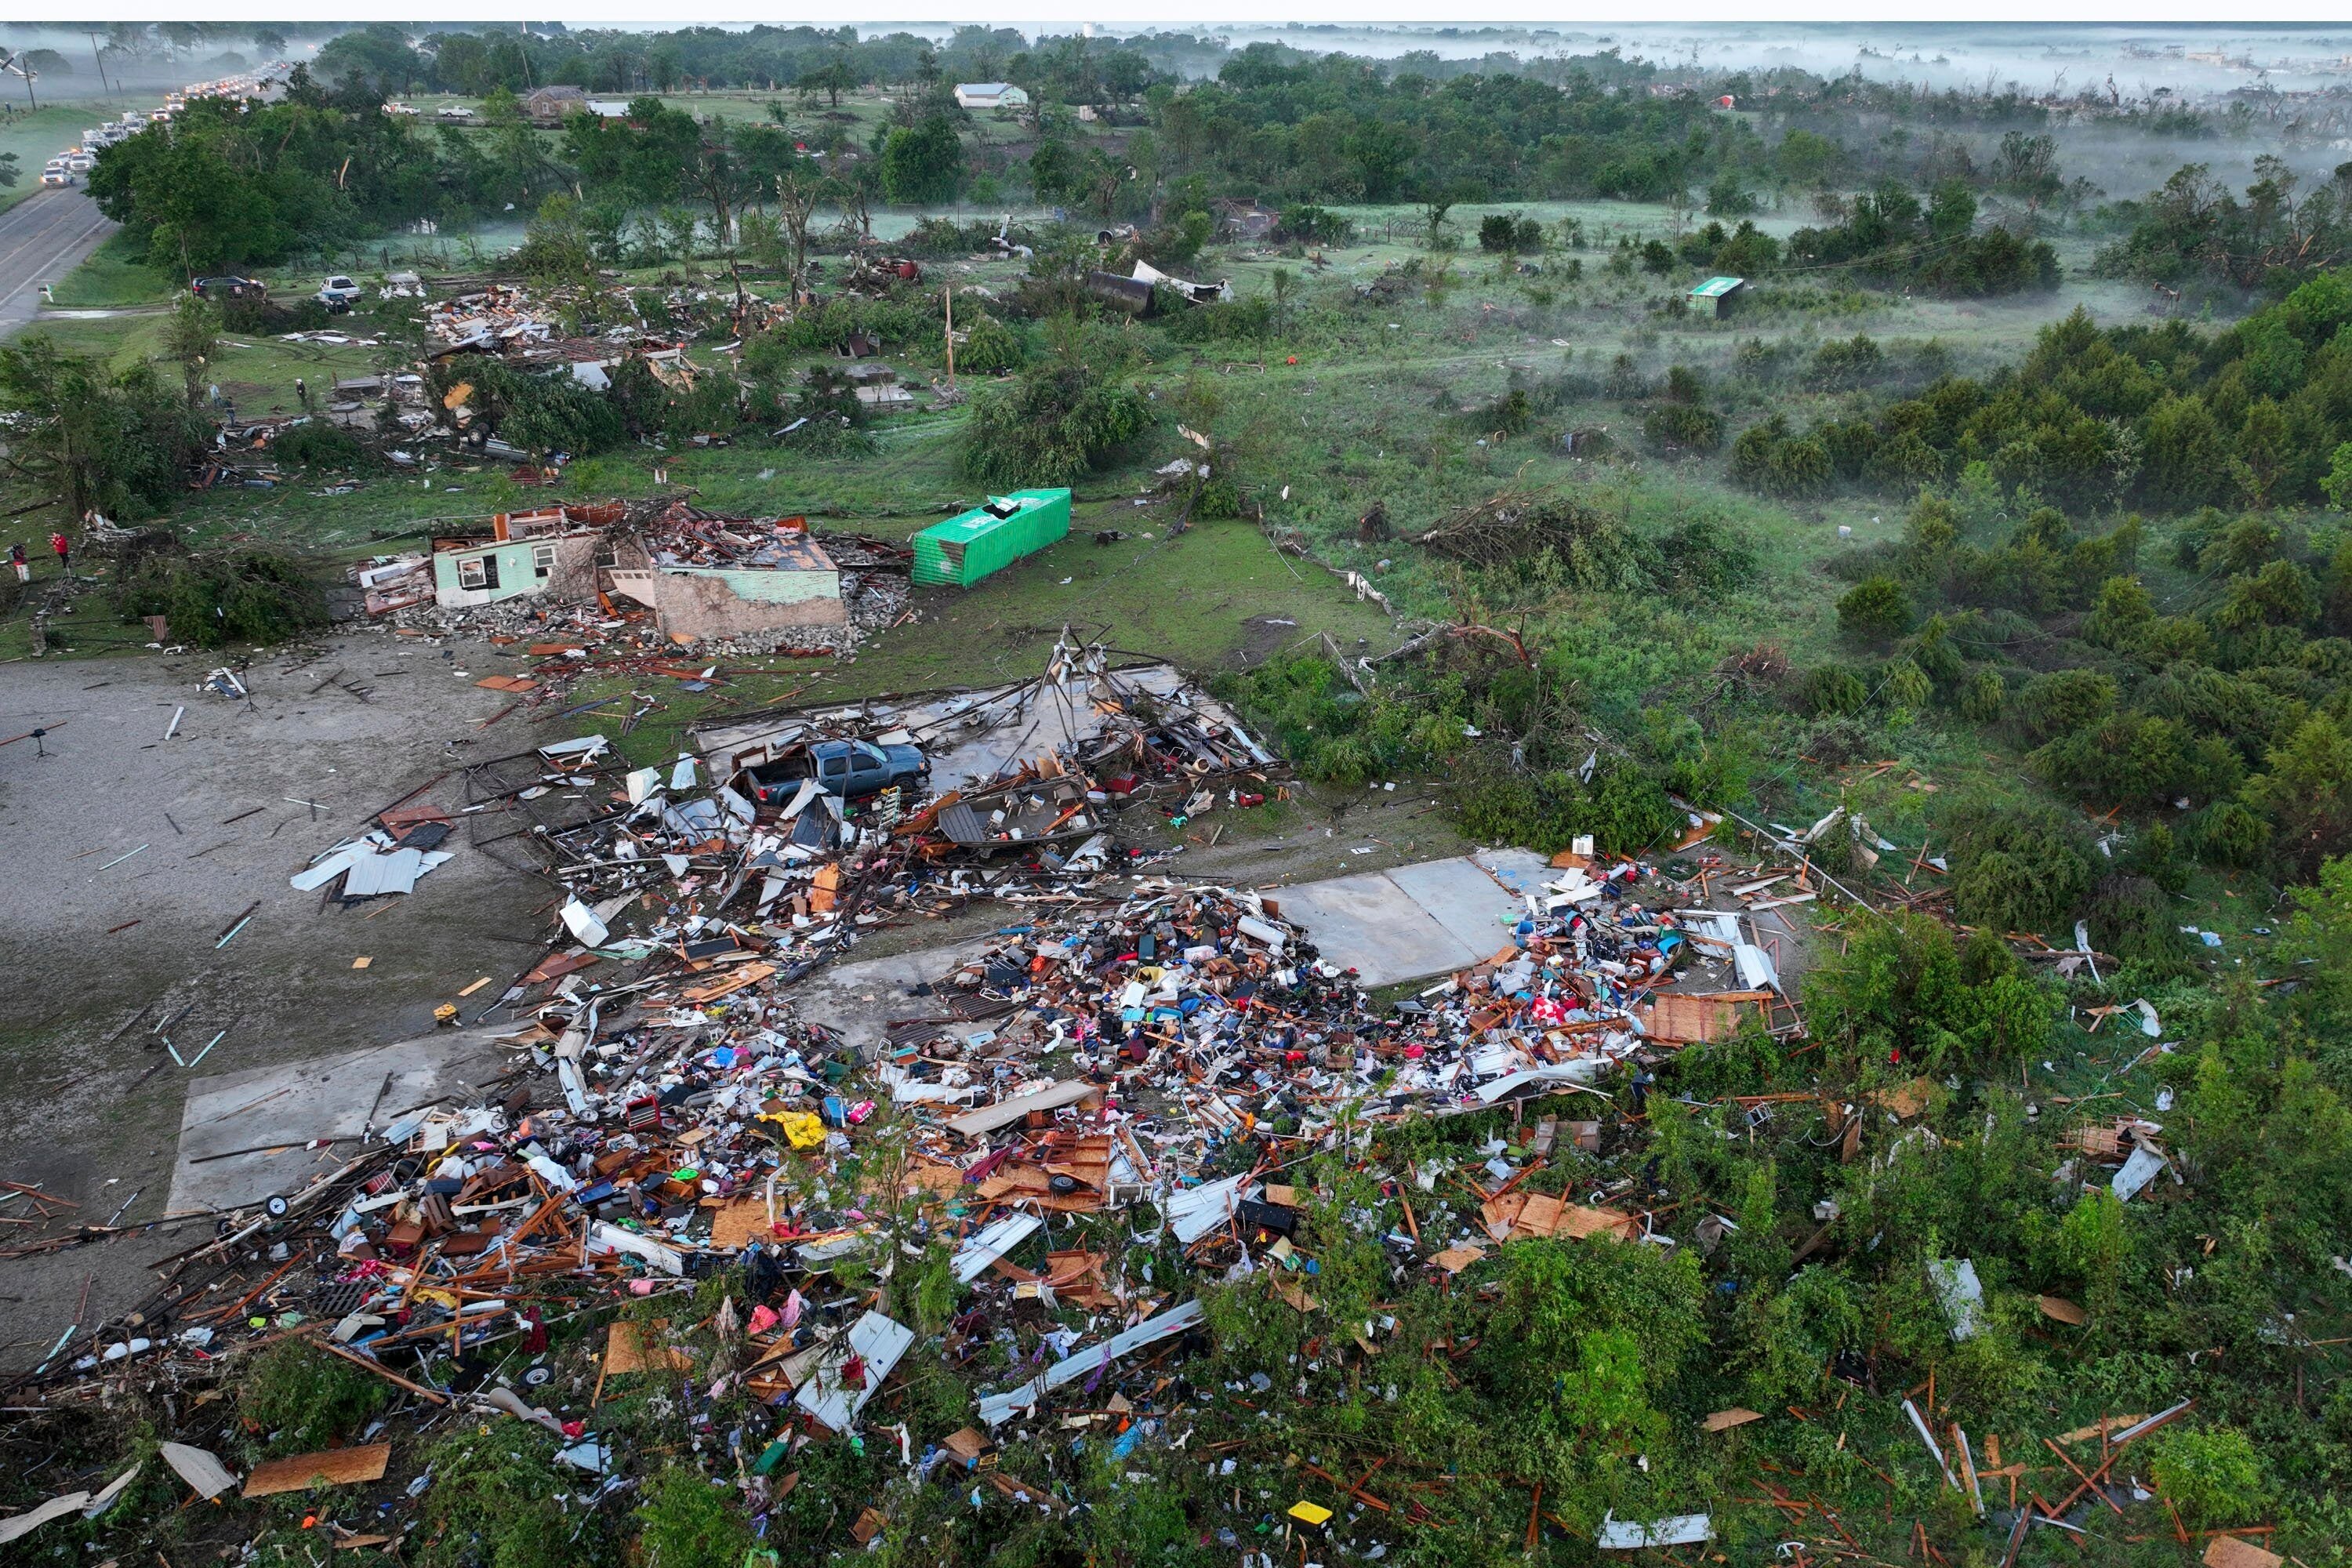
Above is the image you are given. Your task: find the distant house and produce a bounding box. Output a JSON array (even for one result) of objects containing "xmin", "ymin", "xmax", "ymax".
[
  {"xmin": 1210, "ymin": 198, "xmax": 1279, "ymax": 241},
  {"xmin": 521, "ymin": 85, "xmax": 587, "ymax": 121},
  {"xmin": 954, "ymin": 82, "xmax": 1029, "ymax": 111},
  {"xmin": 1687, "ymin": 275, "xmax": 1748, "ymax": 319}
]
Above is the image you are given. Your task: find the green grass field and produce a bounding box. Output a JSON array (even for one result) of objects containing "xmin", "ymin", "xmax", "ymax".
[
  {"xmin": 5, "ymin": 187, "xmax": 2252, "ymax": 826},
  {"xmin": 42, "ymin": 229, "xmax": 173, "ymax": 307}
]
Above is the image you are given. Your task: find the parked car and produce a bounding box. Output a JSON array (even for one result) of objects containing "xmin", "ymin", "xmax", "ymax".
[
  {"xmin": 316, "ymin": 275, "xmax": 363, "ymax": 312},
  {"xmin": 65, "ymin": 153, "xmax": 94, "ymax": 172},
  {"xmin": 190, "ymin": 275, "xmax": 266, "ymax": 301},
  {"xmin": 745, "ymin": 739, "xmax": 928, "ymax": 803},
  {"xmin": 39, "ymin": 164, "xmax": 73, "ymax": 187}
]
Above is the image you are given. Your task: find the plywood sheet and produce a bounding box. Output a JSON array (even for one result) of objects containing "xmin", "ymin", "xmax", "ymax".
[{"xmin": 242, "ymin": 1443, "xmax": 391, "ymax": 1499}]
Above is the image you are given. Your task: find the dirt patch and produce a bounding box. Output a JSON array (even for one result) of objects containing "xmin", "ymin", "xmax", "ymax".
[
  {"xmin": 0, "ymin": 630, "xmax": 550, "ymax": 1367},
  {"xmin": 1235, "ymin": 612, "xmax": 1307, "ymax": 666}
]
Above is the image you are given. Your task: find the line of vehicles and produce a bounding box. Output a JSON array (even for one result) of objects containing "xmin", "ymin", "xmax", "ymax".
[{"xmin": 37, "ymin": 64, "xmax": 285, "ymax": 189}]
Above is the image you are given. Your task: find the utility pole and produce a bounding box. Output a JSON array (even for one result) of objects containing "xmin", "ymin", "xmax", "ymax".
[
  {"xmin": 1, "ymin": 52, "xmax": 37, "ymax": 111},
  {"xmin": 943, "ymin": 284, "xmax": 955, "ymax": 390},
  {"xmin": 87, "ymin": 31, "xmax": 112, "ymax": 98}
]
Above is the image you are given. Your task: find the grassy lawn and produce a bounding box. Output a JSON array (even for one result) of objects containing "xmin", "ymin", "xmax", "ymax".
[
  {"xmin": 18, "ymin": 309, "xmax": 385, "ymax": 416},
  {"xmin": 40, "ymin": 230, "xmax": 172, "ymax": 307}
]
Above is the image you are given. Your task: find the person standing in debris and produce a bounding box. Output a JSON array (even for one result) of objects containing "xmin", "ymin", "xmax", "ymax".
[
  {"xmin": 49, "ymin": 530, "xmax": 70, "ymax": 575},
  {"xmin": 9, "ymin": 543, "xmax": 27, "ymax": 584},
  {"xmin": 295, "ymin": 376, "xmax": 310, "ymax": 412}
]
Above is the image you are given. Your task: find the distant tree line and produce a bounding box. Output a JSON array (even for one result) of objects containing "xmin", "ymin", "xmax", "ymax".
[
  {"xmin": 2096, "ymin": 156, "xmax": 2352, "ymax": 292},
  {"xmin": 1732, "ymin": 274, "xmax": 2352, "ymax": 510}
]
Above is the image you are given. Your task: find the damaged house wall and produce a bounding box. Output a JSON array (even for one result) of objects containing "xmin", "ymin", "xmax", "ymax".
[
  {"xmin": 430, "ymin": 532, "xmax": 601, "ymax": 609},
  {"xmin": 604, "ymin": 535, "xmax": 848, "ymax": 640},
  {"xmin": 428, "ymin": 504, "xmax": 619, "ymax": 610}
]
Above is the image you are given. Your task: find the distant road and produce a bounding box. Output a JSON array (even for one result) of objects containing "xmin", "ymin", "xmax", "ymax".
[{"xmin": 0, "ymin": 187, "xmax": 119, "ymax": 336}]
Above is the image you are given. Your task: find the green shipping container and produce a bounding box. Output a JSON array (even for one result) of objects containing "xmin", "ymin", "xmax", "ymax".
[{"xmin": 909, "ymin": 488, "xmax": 1073, "ymax": 587}]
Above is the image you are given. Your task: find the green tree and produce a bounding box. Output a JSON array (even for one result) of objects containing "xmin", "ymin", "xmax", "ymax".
[
  {"xmin": 797, "ymin": 55, "xmax": 855, "ymax": 109},
  {"xmin": 2232, "ymin": 396, "xmax": 2291, "ymax": 505},
  {"xmin": 1347, "ymin": 118, "xmax": 1416, "ymax": 201},
  {"xmin": 879, "ymin": 115, "xmax": 962, "ymax": 205},
  {"xmin": 2245, "ymin": 713, "xmax": 2352, "ymax": 874},
  {"xmin": 0, "ymin": 336, "xmax": 194, "ymax": 520},
  {"xmin": 1838, "ymin": 575, "xmax": 1912, "ymax": 643},
  {"xmin": 235, "ymin": 1340, "xmax": 387, "ymax": 1457},
  {"xmin": 516, "ymin": 193, "xmax": 595, "ymax": 284},
  {"xmin": 960, "ymin": 328, "xmax": 1149, "ymax": 488},
  {"xmin": 2321, "ymin": 440, "xmax": 2352, "ymax": 510},
  {"xmin": 2142, "ymin": 394, "xmax": 2230, "ymax": 509},
  {"xmin": 2151, "ymin": 1428, "xmax": 2267, "ymax": 1525},
  {"xmin": 637, "ymin": 1465, "xmax": 753, "ymax": 1568},
  {"xmin": 2013, "ymin": 668, "xmax": 2117, "ymax": 743},
  {"xmin": 160, "ymin": 290, "xmax": 220, "ymax": 409}
]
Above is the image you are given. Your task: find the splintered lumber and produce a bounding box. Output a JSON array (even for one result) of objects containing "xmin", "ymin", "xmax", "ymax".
[
  {"xmin": 241, "ymin": 1443, "xmax": 391, "ymax": 1499},
  {"xmin": 604, "ymin": 1319, "xmax": 692, "ymax": 1375},
  {"xmin": 314, "ymin": 1338, "xmax": 450, "ymax": 1404}
]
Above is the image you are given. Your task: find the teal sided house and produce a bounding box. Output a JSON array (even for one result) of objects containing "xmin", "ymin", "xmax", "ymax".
[{"xmin": 430, "ymin": 503, "xmax": 621, "ymax": 609}]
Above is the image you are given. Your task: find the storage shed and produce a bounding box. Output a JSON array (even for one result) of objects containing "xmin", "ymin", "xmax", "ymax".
[
  {"xmin": 911, "ymin": 490, "xmax": 1073, "ymax": 588},
  {"xmin": 1687, "ymin": 275, "xmax": 1748, "ymax": 318}
]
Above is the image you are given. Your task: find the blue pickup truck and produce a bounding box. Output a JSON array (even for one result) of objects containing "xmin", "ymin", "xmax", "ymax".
[{"xmin": 745, "ymin": 739, "xmax": 927, "ymax": 804}]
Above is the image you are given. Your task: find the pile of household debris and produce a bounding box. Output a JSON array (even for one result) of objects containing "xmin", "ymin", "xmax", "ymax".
[
  {"xmin": 9, "ymin": 647, "xmax": 1986, "ymax": 1563},
  {"xmin": 353, "ymin": 497, "xmax": 914, "ymax": 656},
  {"xmin": 0, "ymin": 775, "xmax": 1823, "ymax": 1559}
]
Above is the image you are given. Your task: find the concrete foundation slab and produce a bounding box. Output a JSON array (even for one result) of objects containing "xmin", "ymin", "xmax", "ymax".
[
  {"xmin": 168, "ymin": 1028, "xmax": 516, "ymax": 1216},
  {"xmin": 789, "ymin": 937, "xmax": 1000, "ymax": 1056},
  {"xmin": 1385, "ymin": 856, "xmax": 1526, "ymax": 965},
  {"xmin": 1271, "ymin": 868, "xmax": 1482, "ymax": 988}
]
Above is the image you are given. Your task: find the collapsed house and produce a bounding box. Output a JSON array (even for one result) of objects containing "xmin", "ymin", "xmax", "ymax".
[
  {"xmin": 607, "ymin": 508, "xmax": 850, "ymax": 639},
  {"xmin": 11, "ymin": 633, "xmax": 1892, "ymax": 1563},
  {"xmin": 1210, "ymin": 197, "xmax": 1279, "ymax": 240},
  {"xmin": 354, "ymin": 499, "xmax": 894, "ymax": 644}
]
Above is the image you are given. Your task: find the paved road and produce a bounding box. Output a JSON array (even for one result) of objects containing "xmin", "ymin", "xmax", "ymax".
[{"xmin": 0, "ymin": 187, "xmax": 118, "ymax": 336}]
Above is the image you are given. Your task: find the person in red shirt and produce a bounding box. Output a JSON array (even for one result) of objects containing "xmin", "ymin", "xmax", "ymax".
[{"xmin": 49, "ymin": 531, "xmax": 70, "ymax": 575}]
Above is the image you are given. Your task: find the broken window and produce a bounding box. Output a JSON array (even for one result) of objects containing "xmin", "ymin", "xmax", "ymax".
[
  {"xmin": 533, "ymin": 543, "xmax": 557, "ymax": 579},
  {"xmin": 457, "ymin": 553, "xmax": 500, "ymax": 590}
]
